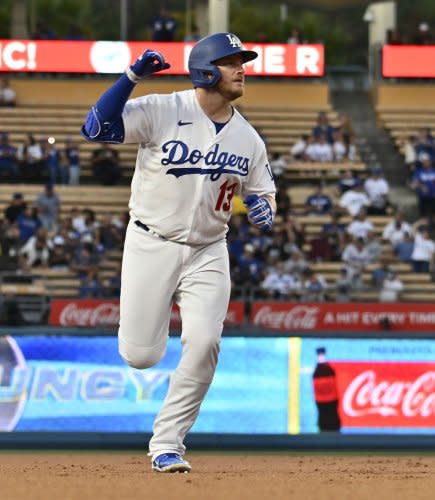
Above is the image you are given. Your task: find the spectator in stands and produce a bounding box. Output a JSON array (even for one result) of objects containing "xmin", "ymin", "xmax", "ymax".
[
  {"xmin": 414, "ymin": 129, "xmax": 434, "ymax": 161},
  {"xmin": 285, "ymin": 249, "xmax": 308, "ymax": 276},
  {"xmin": 0, "ymin": 77, "xmax": 16, "ymax": 107},
  {"xmin": 395, "ymin": 232, "xmax": 414, "ymax": 264},
  {"xmin": 402, "ymin": 135, "xmax": 417, "ymax": 177},
  {"xmin": 236, "ymin": 243, "xmax": 264, "ymax": 286},
  {"xmin": 35, "ymin": 183, "xmax": 61, "ymax": 233},
  {"xmin": 334, "ymin": 267, "xmax": 353, "ymax": 302},
  {"xmin": 290, "ymin": 134, "xmax": 308, "ymax": 161},
  {"xmin": 372, "ymin": 259, "xmax": 392, "ymax": 288},
  {"xmin": 336, "ymin": 169, "xmax": 359, "ymax": 195},
  {"xmin": 301, "ymin": 268, "xmax": 328, "ymax": 302},
  {"xmin": 335, "ymin": 113, "xmax": 355, "ymax": 147},
  {"xmin": 79, "ymin": 269, "xmax": 104, "ymax": 298},
  {"xmin": 0, "ymin": 132, "xmax": 19, "ymax": 180},
  {"xmin": 43, "ymin": 138, "xmax": 63, "ymax": 184},
  {"xmin": 70, "ymin": 242, "xmax": 100, "ymax": 278},
  {"xmin": 411, "ymin": 227, "xmax": 435, "ymax": 273},
  {"xmin": 4, "ymin": 192, "xmax": 27, "ymax": 224},
  {"xmin": 347, "ymin": 208, "xmax": 374, "ymax": 241},
  {"xmin": 413, "ymin": 22, "xmax": 433, "ymax": 45},
  {"xmin": 269, "ymin": 152, "xmax": 287, "ymax": 179},
  {"xmin": 332, "ymin": 131, "xmax": 348, "ymax": 162},
  {"xmin": 308, "ymin": 230, "xmax": 335, "ymax": 262},
  {"xmin": 342, "ymin": 236, "xmax": 370, "ymax": 278},
  {"xmin": 48, "ymin": 236, "xmax": 72, "ymax": 270},
  {"xmin": 322, "ymin": 212, "xmax": 346, "ymax": 261},
  {"xmin": 275, "ymin": 184, "xmax": 292, "ymax": 216},
  {"xmin": 304, "ymin": 184, "xmax": 332, "ymax": 215},
  {"xmin": 99, "ymin": 213, "xmax": 124, "ymax": 250},
  {"xmin": 339, "ymin": 180, "xmax": 370, "ymax": 217},
  {"xmin": 283, "ymin": 213, "xmax": 305, "ymax": 250},
  {"xmin": 410, "ymin": 152, "xmax": 435, "ymax": 216},
  {"xmin": 0, "ymin": 222, "xmax": 20, "ymax": 270},
  {"xmin": 366, "ymin": 232, "xmax": 382, "ymax": 263},
  {"xmin": 105, "ymin": 262, "xmax": 122, "ymax": 298},
  {"xmin": 261, "ymin": 261, "xmax": 296, "ymax": 299},
  {"xmin": 19, "ymin": 227, "xmax": 50, "ymax": 267},
  {"xmin": 151, "ymin": 7, "xmax": 177, "ymax": 41},
  {"xmin": 16, "ymin": 205, "xmax": 42, "ymax": 243},
  {"xmin": 312, "ymin": 111, "xmax": 335, "ymax": 144},
  {"xmin": 379, "ymin": 270, "xmax": 404, "ymax": 303},
  {"xmin": 227, "ymin": 215, "xmax": 250, "ymax": 262},
  {"xmin": 17, "ymin": 134, "xmax": 44, "ymax": 180},
  {"xmin": 92, "ymin": 143, "xmax": 121, "ymax": 185},
  {"xmin": 304, "ymin": 134, "xmax": 333, "ymax": 163},
  {"xmin": 382, "ymin": 210, "xmax": 413, "ymax": 249},
  {"xmin": 364, "ymin": 167, "xmax": 390, "ymax": 215},
  {"xmin": 64, "ymin": 137, "xmax": 81, "ymax": 185}
]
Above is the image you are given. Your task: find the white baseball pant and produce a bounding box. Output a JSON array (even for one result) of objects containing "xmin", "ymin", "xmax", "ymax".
[{"xmin": 118, "ymin": 219, "xmax": 231, "ymax": 457}]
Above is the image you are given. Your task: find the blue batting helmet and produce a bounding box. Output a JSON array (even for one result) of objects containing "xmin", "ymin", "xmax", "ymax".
[{"xmin": 188, "ymin": 32, "xmax": 258, "ymax": 88}]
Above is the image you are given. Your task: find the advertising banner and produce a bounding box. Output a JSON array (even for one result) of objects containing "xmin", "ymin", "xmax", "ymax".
[
  {"xmin": 383, "ymin": 45, "xmax": 435, "ymax": 78},
  {"xmin": 298, "ymin": 338, "xmax": 435, "ymax": 434},
  {"xmin": 0, "ymin": 336, "xmax": 288, "ymax": 433},
  {"xmin": 0, "ymin": 39, "xmax": 324, "ymax": 76},
  {"xmin": 1, "ymin": 335, "xmax": 434, "ymax": 435},
  {"xmin": 251, "ymin": 302, "xmax": 435, "ymax": 332},
  {"xmin": 48, "ymin": 299, "xmax": 245, "ymax": 328}
]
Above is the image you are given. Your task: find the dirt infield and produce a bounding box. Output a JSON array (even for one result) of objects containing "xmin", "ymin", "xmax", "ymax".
[{"xmin": 1, "ymin": 451, "xmax": 434, "ymax": 500}]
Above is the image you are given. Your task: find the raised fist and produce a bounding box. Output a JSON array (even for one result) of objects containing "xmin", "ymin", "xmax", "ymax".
[{"xmin": 128, "ymin": 50, "xmax": 170, "ymax": 81}]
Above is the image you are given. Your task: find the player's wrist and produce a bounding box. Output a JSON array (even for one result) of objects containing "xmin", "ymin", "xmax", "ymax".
[{"xmin": 126, "ymin": 68, "xmax": 141, "ymax": 83}]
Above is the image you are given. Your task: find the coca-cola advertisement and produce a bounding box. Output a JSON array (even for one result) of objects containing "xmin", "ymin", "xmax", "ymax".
[
  {"xmin": 251, "ymin": 302, "xmax": 435, "ymax": 332},
  {"xmin": 298, "ymin": 339, "xmax": 435, "ymax": 434},
  {"xmin": 49, "ymin": 299, "xmax": 244, "ymax": 328}
]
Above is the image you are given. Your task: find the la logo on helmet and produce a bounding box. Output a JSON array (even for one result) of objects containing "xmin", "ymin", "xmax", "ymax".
[{"xmin": 226, "ymin": 34, "xmax": 242, "ymax": 48}]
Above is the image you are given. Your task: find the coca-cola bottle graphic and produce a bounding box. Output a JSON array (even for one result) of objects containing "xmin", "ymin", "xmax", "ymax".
[{"xmin": 312, "ymin": 347, "xmax": 341, "ymax": 431}]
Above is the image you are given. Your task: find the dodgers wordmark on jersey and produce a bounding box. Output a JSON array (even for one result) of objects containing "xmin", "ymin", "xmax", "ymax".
[{"xmin": 122, "ymin": 89, "xmax": 275, "ymax": 245}]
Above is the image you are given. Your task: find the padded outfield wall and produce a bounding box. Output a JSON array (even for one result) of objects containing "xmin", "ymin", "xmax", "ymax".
[{"xmin": 0, "ymin": 327, "xmax": 434, "ymax": 450}]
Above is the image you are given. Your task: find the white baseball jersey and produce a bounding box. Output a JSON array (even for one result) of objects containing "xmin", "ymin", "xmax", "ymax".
[{"xmin": 122, "ymin": 89, "xmax": 275, "ymax": 244}]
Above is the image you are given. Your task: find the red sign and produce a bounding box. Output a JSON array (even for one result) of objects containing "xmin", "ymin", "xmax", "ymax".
[
  {"xmin": 383, "ymin": 45, "xmax": 435, "ymax": 78},
  {"xmin": 49, "ymin": 299, "xmax": 244, "ymax": 328},
  {"xmin": 0, "ymin": 39, "xmax": 324, "ymax": 76},
  {"xmin": 251, "ymin": 302, "xmax": 435, "ymax": 332},
  {"xmin": 335, "ymin": 362, "xmax": 435, "ymax": 427}
]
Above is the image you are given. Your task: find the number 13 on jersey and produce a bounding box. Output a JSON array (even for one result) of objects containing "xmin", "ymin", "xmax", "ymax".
[{"xmin": 215, "ymin": 180, "xmax": 237, "ymax": 211}]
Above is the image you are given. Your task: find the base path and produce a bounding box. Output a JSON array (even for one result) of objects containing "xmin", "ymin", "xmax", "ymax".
[{"xmin": 1, "ymin": 451, "xmax": 434, "ymax": 500}]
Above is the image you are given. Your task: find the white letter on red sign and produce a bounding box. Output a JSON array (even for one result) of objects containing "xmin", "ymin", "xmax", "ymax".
[
  {"xmin": 3, "ymin": 41, "xmax": 27, "ymax": 70},
  {"xmin": 296, "ymin": 47, "xmax": 320, "ymax": 75},
  {"xmin": 264, "ymin": 46, "xmax": 285, "ymax": 74}
]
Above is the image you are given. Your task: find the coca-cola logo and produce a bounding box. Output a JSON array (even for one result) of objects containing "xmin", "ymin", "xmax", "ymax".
[
  {"xmin": 253, "ymin": 305, "xmax": 319, "ymax": 330},
  {"xmin": 59, "ymin": 303, "xmax": 120, "ymax": 327},
  {"xmin": 343, "ymin": 370, "xmax": 435, "ymax": 418}
]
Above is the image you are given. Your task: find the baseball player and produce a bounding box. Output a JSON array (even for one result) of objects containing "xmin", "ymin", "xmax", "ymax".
[{"xmin": 81, "ymin": 32, "xmax": 276, "ymax": 473}]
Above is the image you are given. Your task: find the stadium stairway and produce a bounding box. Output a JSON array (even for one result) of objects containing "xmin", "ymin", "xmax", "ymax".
[{"xmin": 331, "ymin": 90, "xmax": 416, "ymax": 216}]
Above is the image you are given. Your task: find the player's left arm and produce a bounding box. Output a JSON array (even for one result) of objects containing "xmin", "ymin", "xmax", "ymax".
[{"xmin": 242, "ymin": 146, "xmax": 277, "ymax": 230}]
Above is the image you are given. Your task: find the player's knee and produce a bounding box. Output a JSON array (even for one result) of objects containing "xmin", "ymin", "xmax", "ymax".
[{"xmin": 118, "ymin": 337, "xmax": 166, "ymax": 369}]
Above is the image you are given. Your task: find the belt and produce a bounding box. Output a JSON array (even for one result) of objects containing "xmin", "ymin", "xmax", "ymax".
[{"xmin": 134, "ymin": 220, "xmax": 167, "ymax": 240}]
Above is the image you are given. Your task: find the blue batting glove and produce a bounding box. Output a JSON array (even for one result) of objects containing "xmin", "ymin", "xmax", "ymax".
[
  {"xmin": 128, "ymin": 49, "xmax": 170, "ymax": 81},
  {"xmin": 244, "ymin": 194, "xmax": 274, "ymax": 230}
]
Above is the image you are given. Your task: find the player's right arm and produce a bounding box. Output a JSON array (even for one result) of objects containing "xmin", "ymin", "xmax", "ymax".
[{"xmin": 80, "ymin": 50, "xmax": 170, "ymax": 143}]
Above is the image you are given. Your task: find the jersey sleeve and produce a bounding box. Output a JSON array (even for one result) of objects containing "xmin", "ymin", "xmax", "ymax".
[
  {"xmin": 122, "ymin": 94, "xmax": 168, "ymax": 144},
  {"xmin": 242, "ymin": 139, "xmax": 276, "ymax": 200}
]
